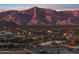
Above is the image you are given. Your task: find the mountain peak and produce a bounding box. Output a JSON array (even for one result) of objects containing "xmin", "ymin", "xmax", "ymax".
[
  {"xmin": 33, "ymin": 6, "xmax": 39, "ymax": 8},
  {"xmin": 0, "ymin": 7, "xmax": 78, "ymax": 26}
]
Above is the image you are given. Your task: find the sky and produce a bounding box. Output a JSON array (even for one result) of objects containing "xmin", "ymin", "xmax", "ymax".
[{"xmin": 0, "ymin": 4, "xmax": 79, "ymax": 11}]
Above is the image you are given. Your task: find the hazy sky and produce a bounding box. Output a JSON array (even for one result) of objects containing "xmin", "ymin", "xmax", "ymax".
[{"xmin": 0, "ymin": 4, "xmax": 79, "ymax": 11}]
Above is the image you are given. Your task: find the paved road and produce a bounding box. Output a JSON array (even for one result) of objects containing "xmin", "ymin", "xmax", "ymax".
[
  {"xmin": 27, "ymin": 47, "xmax": 79, "ymax": 54},
  {"xmin": 0, "ymin": 47, "xmax": 78, "ymax": 54},
  {"xmin": 0, "ymin": 48, "xmax": 34, "ymax": 54}
]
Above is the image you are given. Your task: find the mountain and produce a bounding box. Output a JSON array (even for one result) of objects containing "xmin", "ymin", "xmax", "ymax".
[
  {"xmin": 0, "ymin": 7, "xmax": 79, "ymax": 26},
  {"xmin": 0, "ymin": 20, "xmax": 18, "ymax": 28}
]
